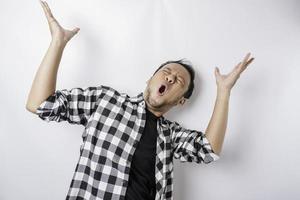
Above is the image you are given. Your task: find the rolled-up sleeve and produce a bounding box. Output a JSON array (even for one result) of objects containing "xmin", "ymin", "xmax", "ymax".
[
  {"xmin": 170, "ymin": 121, "xmax": 220, "ymax": 164},
  {"xmin": 36, "ymin": 85, "xmax": 108, "ymax": 126}
]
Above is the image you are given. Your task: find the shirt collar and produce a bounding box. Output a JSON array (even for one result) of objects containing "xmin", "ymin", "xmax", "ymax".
[{"xmin": 128, "ymin": 91, "xmax": 145, "ymax": 103}]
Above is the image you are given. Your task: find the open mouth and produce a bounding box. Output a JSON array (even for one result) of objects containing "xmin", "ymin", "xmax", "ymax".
[{"xmin": 157, "ymin": 84, "xmax": 168, "ymax": 96}]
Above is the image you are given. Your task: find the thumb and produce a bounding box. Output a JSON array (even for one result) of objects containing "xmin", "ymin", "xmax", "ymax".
[
  {"xmin": 214, "ymin": 67, "xmax": 220, "ymax": 77},
  {"xmin": 71, "ymin": 27, "xmax": 80, "ymax": 35}
]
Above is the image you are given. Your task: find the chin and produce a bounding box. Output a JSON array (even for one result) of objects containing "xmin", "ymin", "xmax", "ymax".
[{"xmin": 147, "ymin": 92, "xmax": 166, "ymax": 108}]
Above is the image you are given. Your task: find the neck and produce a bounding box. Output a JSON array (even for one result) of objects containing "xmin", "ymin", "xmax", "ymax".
[{"xmin": 146, "ymin": 104, "xmax": 164, "ymax": 118}]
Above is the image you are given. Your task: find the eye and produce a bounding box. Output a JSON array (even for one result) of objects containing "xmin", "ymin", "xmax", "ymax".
[
  {"xmin": 177, "ymin": 77, "xmax": 185, "ymax": 85},
  {"xmin": 176, "ymin": 79, "xmax": 183, "ymax": 85},
  {"xmin": 163, "ymin": 70, "xmax": 170, "ymax": 74}
]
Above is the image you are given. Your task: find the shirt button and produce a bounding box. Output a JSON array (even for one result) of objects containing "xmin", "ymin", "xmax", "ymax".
[{"xmin": 122, "ymin": 180, "xmax": 128, "ymax": 186}]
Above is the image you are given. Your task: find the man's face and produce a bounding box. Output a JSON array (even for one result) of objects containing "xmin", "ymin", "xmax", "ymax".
[{"xmin": 143, "ymin": 63, "xmax": 191, "ymax": 112}]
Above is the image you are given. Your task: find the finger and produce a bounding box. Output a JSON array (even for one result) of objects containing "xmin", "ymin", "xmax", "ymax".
[
  {"xmin": 42, "ymin": 1, "xmax": 56, "ymax": 21},
  {"xmin": 235, "ymin": 61, "xmax": 242, "ymax": 69},
  {"xmin": 40, "ymin": 1, "xmax": 55, "ymax": 23},
  {"xmin": 40, "ymin": 1, "xmax": 49, "ymax": 18},
  {"xmin": 43, "ymin": 1, "xmax": 55, "ymax": 18},
  {"xmin": 40, "ymin": 1, "xmax": 49, "ymax": 15},
  {"xmin": 245, "ymin": 57, "xmax": 254, "ymax": 66},
  {"xmin": 241, "ymin": 52, "xmax": 251, "ymax": 66},
  {"xmin": 42, "ymin": 1, "xmax": 51, "ymax": 13},
  {"xmin": 243, "ymin": 57, "xmax": 254, "ymax": 69},
  {"xmin": 239, "ymin": 53, "xmax": 253, "ymax": 69},
  {"xmin": 240, "ymin": 57, "xmax": 254, "ymax": 73},
  {"xmin": 229, "ymin": 61, "xmax": 241, "ymax": 75},
  {"xmin": 231, "ymin": 54, "xmax": 253, "ymax": 77}
]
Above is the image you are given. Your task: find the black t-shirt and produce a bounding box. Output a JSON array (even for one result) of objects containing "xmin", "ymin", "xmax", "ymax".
[{"xmin": 124, "ymin": 107, "xmax": 159, "ymax": 200}]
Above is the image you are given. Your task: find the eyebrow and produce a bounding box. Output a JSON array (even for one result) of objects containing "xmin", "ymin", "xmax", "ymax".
[{"xmin": 164, "ymin": 67, "xmax": 186, "ymax": 85}]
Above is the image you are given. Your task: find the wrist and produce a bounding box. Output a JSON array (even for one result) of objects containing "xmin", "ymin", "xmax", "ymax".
[
  {"xmin": 217, "ymin": 87, "xmax": 231, "ymax": 99},
  {"xmin": 50, "ymin": 39, "xmax": 67, "ymax": 49}
]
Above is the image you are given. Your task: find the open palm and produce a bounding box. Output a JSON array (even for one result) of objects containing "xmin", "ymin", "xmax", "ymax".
[
  {"xmin": 39, "ymin": 0, "xmax": 80, "ymax": 45},
  {"xmin": 215, "ymin": 52, "xmax": 255, "ymax": 91}
]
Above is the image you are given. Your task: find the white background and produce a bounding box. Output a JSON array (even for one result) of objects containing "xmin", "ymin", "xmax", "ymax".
[{"xmin": 1, "ymin": 0, "xmax": 300, "ymax": 199}]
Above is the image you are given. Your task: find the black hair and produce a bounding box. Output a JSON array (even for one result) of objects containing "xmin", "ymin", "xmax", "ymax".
[{"xmin": 152, "ymin": 58, "xmax": 195, "ymax": 99}]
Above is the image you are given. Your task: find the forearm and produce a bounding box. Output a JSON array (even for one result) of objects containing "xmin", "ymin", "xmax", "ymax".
[
  {"xmin": 205, "ymin": 88, "xmax": 230, "ymax": 155},
  {"xmin": 26, "ymin": 40, "xmax": 66, "ymax": 112}
]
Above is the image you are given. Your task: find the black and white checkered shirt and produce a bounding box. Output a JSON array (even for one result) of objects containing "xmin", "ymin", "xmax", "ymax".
[{"xmin": 36, "ymin": 85, "xmax": 220, "ymax": 200}]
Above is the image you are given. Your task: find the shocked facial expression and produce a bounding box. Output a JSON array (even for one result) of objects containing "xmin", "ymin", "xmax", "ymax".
[{"xmin": 144, "ymin": 63, "xmax": 191, "ymax": 111}]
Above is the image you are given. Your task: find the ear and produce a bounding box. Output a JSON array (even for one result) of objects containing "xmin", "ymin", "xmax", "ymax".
[
  {"xmin": 177, "ymin": 97, "xmax": 187, "ymax": 106},
  {"xmin": 146, "ymin": 78, "xmax": 150, "ymax": 84}
]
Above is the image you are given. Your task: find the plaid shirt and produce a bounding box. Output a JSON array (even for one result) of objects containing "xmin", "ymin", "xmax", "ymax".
[{"xmin": 36, "ymin": 85, "xmax": 220, "ymax": 200}]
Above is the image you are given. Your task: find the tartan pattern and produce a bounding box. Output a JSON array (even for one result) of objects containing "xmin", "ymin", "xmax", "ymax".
[{"xmin": 36, "ymin": 85, "xmax": 220, "ymax": 200}]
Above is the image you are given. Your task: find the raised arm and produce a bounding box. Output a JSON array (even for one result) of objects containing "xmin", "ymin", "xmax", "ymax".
[
  {"xmin": 205, "ymin": 53, "xmax": 255, "ymax": 155},
  {"xmin": 26, "ymin": 0, "xmax": 80, "ymax": 113}
]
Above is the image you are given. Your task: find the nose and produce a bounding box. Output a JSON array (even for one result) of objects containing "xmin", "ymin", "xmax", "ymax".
[{"xmin": 165, "ymin": 74, "xmax": 175, "ymax": 84}]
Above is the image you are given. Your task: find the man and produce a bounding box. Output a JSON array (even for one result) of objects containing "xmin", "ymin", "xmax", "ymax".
[{"xmin": 26, "ymin": 1, "xmax": 254, "ymax": 200}]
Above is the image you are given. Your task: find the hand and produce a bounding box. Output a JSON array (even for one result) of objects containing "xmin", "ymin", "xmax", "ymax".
[
  {"xmin": 214, "ymin": 52, "xmax": 254, "ymax": 92},
  {"xmin": 39, "ymin": 0, "xmax": 80, "ymax": 46}
]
